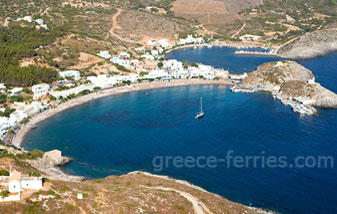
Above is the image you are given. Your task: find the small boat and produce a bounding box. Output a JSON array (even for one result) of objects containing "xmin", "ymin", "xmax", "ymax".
[
  {"xmin": 195, "ymin": 97, "xmax": 204, "ymax": 119},
  {"xmin": 145, "ymin": 92, "xmax": 149, "ymax": 96}
]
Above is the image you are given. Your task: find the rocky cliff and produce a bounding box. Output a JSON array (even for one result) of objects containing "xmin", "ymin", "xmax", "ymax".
[
  {"xmin": 235, "ymin": 61, "xmax": 337, "ymax": 115},
  {"xmin": 278, "ymin": 29, "xmax": 337, "ymax": 59}
]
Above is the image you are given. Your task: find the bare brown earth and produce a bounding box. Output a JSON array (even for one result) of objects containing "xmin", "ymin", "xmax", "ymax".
[
  {"xmin": 171, "ymin": 0, "xmax": 263, "ymax": 33},
  {"xmin": 0, "ymin": 158, "xmax": 269, "ymax": 214},
  {"xmin": 115, "ymin": 9, "xmax": 193, "ymax": 42}
]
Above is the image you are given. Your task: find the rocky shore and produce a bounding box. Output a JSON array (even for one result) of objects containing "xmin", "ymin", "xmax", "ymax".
[
  {"xmin": 277, "ymin": 29, "xmax": 337, "ymax": 59},
  {"xmin": 231, "ymin": 60, "xmax": 337, "ymax": 115}
]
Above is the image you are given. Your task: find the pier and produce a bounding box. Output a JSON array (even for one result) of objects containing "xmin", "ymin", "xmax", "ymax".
[{"xmin": 234, "ymin": 49, "xmax": 278, "ymax": 57}]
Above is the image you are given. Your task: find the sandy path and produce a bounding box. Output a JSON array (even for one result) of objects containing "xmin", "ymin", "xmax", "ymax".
[
  {"xmin": 12, "ymin": 79, "xmax": 232, "ymax": 149},
  {"xmin": 147, "ymin": 186, "xmax": 212, "ymax": 214},
  {"xmin": 107, "ymin": 8, "xmax": 135, "ymax": 43},
  {"xmin": 232, "ymin": 14, "xmax": 246, "ymax": 38}
]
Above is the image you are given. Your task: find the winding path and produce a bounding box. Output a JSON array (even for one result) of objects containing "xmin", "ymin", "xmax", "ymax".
[
  {"xmin": 231, "ymin": 14, "xmax": 246, "ymax": 38},
  {"xmin": 146, "ymin": 186, "xmax": 212, "ymax": 214},
  {"xmin": 107, "ymin": 8, "xmax": 135, "ymax": 43}
]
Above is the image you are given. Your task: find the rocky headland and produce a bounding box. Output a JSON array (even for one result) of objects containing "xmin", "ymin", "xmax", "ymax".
[
  {"xmin": 27, "ymin": 149, "xmax": 85, "ymax": 182},
  {"xmin": 277, "ymin": 29, "xmax": 337, "ymax": 59},
  {"xmin": 231, "ymin": 60, "xmax": 337, "ymax": 115}
]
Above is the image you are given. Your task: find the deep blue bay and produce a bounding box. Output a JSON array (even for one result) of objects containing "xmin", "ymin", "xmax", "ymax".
[{"xmin": 23, "ymin": 47, "xmax": 337, "ymax": 214}]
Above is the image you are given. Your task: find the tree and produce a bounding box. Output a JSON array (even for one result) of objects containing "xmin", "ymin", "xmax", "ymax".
[{"xmin": 157, "ymin": 62, "xmax": 163, "ymax": 68}]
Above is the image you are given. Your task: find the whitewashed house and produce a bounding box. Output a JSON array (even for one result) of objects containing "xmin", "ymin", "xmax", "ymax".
[
  {"xmin": 147, "ymin": 39, "xmax": 156, "ymax": 46},
  {"xmin": 32, "ymin": 84, "xmax": 50, "ymax": 99},
  {"xmin": 97, "ymin": 51, "xmax": 111, "ymax": 59},
  {"xmin": 144, "ymin": 70, "xmax": 169, "ymax": 79},
  {"xmin": 188, "ymin": 67, "xmax": 200, "ymax": 78},
  {"xmin": 0, "ymin": 170, "xmax": 43, "ymax": 203},
  {"xmin": 50, "ymin": 84, "xmax": 94, "ymax": 99},
  {"xmin": 59, "ymin": 70, "xmax": 81, "ymax": 80},
  {"xmin": 179, "ymin": 35, "xmax": 204, "ymax": 45},
  {"xmin": 9, "ymin": 110, "xmax": 27, "ymax": 127},
  {"xmin": 141, "ymin": 53, "xmax": 155, "ymax": 60},
  {"xmin": 87, "ymin": 75, "xmax": 117, "ymax": 88},
  {"xmin": 9, "ymin": 88, "xmax": 23, "ymax": 96},
  {"xmin": 239, "ymin": 34, "xmax": 261, "ymax": 41},
  {"xmin": 34, "ymin": 19, "xmax": 44, "ymax": 25},
  {"xmin": 158, "ymin": 39, "xmax": 169, "ymax": 49},
  {"xmin": 151, "ymin": 50, "xmax": 159, "ymax": 57},
  {"xmin": 23, "ymin": 16, "xmax": 32, "ymax": 23},
  {"xmin": 0, "ymin": 83, "xmax": 6, "ymax": 93}
]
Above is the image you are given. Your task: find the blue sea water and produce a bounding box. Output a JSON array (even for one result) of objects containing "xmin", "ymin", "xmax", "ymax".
[{"xmin": 23, "ymin": 47, "xmax": 337, "ymax": 214}]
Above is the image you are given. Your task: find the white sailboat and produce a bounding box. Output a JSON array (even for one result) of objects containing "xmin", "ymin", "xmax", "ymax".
[{"xmin": 195, "ymin": 97, "xmax": 204, "ymax": 119}]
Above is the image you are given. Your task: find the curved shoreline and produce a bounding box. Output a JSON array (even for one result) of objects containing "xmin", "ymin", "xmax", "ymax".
[{"xmin": 13, "ymin": 79, "xmax": 232, "ymax": 149}]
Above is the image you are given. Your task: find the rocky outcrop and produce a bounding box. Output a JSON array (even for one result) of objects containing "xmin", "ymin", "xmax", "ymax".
[
  {"xmin": 277, "ymin": 29, "xmax": 337, "ymax": 59},
  {"xmin": 27, "ymin": 150, "xmax": 85, "ymax": 182},
  {"xmin": 232, "ymin": 60, "xmax": 337, "ymax": 115},
  {"xmin": 32, "ymin": 150, "xmax": 71, "ymax": 169}
]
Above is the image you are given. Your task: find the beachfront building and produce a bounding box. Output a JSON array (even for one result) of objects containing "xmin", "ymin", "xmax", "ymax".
[
  {"xmin": 32, "ymin": 84, "xmax": 50, "ymax": 99},
  {"xmin": 188, "ymin": 67, "xmax": 200, "ymax": 78},
  {"xmin": 9, "ymin": 110, "xmax": 27, "ymax": 127},
  {"xmin": 0, "ymin": 170, "xmax": 43, "ymax": 202},
  {"xmin": 97, "ymin": 51, "xmax": 111, "ymax": 59},
  {"xmin": 144, "ymin": 70, "xmax": 169, "ymax": 80},
  {"xmin": 239, "ymin": 34, "xmax": 261, "ymax": 42},
  {"xmin": 214, "ymin": 69, "xmax": 229, "ymax": 79},
  {"xmin": 87, "ymin": 75, "xmax": 118, "ymax": 88},
  {"xmin": 59, "ymin": 70, "xmax": 81, "ymax": 80},
  {"xmin": 50, "ymin": 84, "xmax": 94, "ymax": 99},
  {"xmin": 179, "ymin": 35, "xmax": 204, "ymax": 45}
]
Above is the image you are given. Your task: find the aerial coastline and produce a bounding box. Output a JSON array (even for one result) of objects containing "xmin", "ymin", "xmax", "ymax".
[{"xmin": 13, "ymin": 79, "xmax": 232, "ymax": 149}]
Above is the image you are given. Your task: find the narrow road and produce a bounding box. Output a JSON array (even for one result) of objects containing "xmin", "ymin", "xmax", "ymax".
[
  {"xmin": 107, "ymin": 8, "xmax": 135, "ymax": 43},
  {"xmin": 231, "ymin": 14, "xmax": 246, "ymax": 38},
  {"xmin": 146, "ymin": 186, "xmax": 212, "ymax": 214}
]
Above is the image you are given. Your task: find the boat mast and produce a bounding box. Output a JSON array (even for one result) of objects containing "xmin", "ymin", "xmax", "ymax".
[{"xmin": 200, "ymin": 97, "xmax": 203, "ymax": 113}]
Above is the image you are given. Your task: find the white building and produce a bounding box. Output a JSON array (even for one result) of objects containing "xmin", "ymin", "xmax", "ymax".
[
  {"xmin": 87, "ymin": 75, "xmax": 117, "ymax": 88},
  {"xmin": 151, "ymin": 50, "xmax": 159, "ymax": 57},
  {"xmin": 32, "ymin": 84, "xmax": 50, "ymax": 99},
  {"xmin": 23, "ymin": 16, "xmax": 32, "ymax": 23},
  {"xmin": 34, "ymin": 19, "xmax": 44, "ymax": 25},
  {"xmin": 50, "ymin": 84, "xmax": 94, "ymax": 99},
  {"xmin": 147, "ymin": 39, "xmax": 156, "ymax": 46},
  {"xmin": 141, "ymin": 53, "xmax": 155, "ymax": 60},
  {"xmin": 0, "ymin": 170, "xmax": 43, "ymax": 202},
  {"xmin": 9, "ymin": 110, "xmax": 27, "ymax": 127},
  {"xmin": 179, "ymin": 35, "xmax": 204, "ymax": 45},
  {"xmin": 9, "ymin": 88, "xmax": 23, "ymax": 96},
  {"xmin": 158, "ymin": 39, "xmax": 169, "ymax": 49},
  {"xmin": 59, "ymin": 70, "xmax": 81, "ymax": 80},
  {"xmin": 0, "ymin": 83, "xmax": 6, "ymax": 93},
  {"xmin": 97, "ymin": 51, "xmax": 111, "ymax": 59},
  {"xmin": 239, "ymin": 34, "xmax": 261, "ymax": 41},
  {"xmin": 144, "ymin": 70, "xmax": 169, "ymax": 79}
]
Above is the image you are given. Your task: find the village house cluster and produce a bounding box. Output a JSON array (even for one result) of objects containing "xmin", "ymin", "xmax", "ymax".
[
  {"xmin": 0, "ymin": 34, "xmax": 229, "ymax": 143},
  {"xmin": 0, "ymin": 169, "xmax": 43, "ymax": 202}
]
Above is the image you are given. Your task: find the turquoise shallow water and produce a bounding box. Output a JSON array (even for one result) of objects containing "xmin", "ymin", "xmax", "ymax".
[{"xmin": 23, "ymin": 47, "xmax": 337, "ymax": 214}]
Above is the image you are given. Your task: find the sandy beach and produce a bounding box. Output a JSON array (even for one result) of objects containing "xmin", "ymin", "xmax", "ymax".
[{"xmin": 12, "ymin": 79, "xmax": 232, "ymax": 149}]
